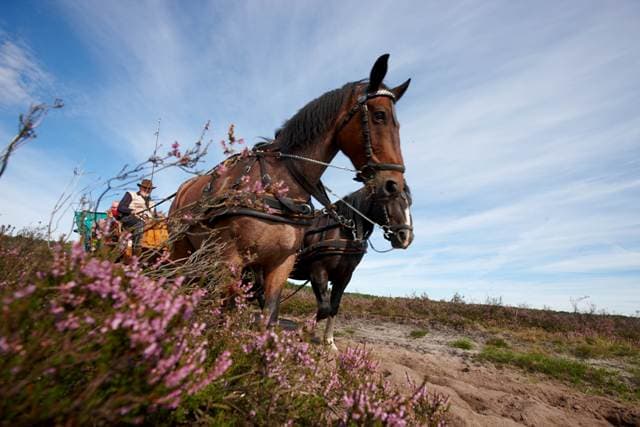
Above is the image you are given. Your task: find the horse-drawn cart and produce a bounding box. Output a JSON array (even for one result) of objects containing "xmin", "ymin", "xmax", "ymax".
[
  {"xmin": 73, "ymin": 210, "xmax": 169, "ymax": 257},
  {"xmin": 139, "ymin": 219, "xmax": 169, "ymax": 252},
  {"xmin": 73, "ymin": 210, "xmax": 107, "ymax": 251}
]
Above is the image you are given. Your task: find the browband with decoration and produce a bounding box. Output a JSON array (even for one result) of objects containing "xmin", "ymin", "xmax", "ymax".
[{"xmin": 359, "ymin": 88, "xmax": 396, "ymax": 103}]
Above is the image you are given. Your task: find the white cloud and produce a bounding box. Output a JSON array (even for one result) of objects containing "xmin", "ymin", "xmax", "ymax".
[
  {"xmin": 535, "ymin": 250, "xmax": 640, "ymax": 274},
  {"xmin": 0, "ymin": 38, "xmax": 53, "ymax": 108}
]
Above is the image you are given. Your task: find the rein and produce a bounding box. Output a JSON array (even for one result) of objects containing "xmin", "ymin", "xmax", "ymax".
[
  {"xmin": 367, "ymin": 238, "xmax": 395, "ymax": 254},
  {"xmin": 280, "ymin": 279, "xmax": 310, "ymax": 304}
]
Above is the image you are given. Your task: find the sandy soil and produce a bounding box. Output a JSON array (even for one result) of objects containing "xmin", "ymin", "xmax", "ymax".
[{"xmin": 328, "ymin": 318, "xmax": 640, "ymax": 427}]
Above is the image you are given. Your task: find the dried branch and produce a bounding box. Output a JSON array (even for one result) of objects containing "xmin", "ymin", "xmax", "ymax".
[
  {"xmin": 0, "ymin": 99, "xmax": 64, "ymax": 179},
  {"xmin": 92, "ymin": 120, "xmax": 212, "ymax": 217}
]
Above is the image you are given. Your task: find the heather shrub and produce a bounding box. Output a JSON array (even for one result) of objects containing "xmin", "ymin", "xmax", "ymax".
[
  {"xmin": 0, "ymin": 235, "xmax": 231, "ymax": 424},
  {"xmin": 335, "ymin": 346, "xmax": 450, "ymax": 426},
  {"xmin": 171, "ymin": 304, "xmax": 450, "ymax": 425},
  {"xmin": 1, "ymin": 230, "xmax": 451, "ymax": 425}
]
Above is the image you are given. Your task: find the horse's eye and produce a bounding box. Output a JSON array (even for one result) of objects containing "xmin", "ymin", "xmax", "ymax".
[{"xmin": 373, "ymin": 110, "xmax": 386, "ymax": 123}]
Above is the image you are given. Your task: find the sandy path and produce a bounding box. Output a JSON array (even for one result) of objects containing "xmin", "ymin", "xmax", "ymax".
[{"xmin": 330, "ymin": 318, "xmax": 640, "ymax": 427}]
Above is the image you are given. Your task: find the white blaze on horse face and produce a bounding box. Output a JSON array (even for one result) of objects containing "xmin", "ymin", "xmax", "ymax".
[
  {"xmin": 404, "ymin": 206, "xmax": 412, "ymax": 228},
  {"xmin": 402, "ymin": 205, "xmax": 412, "ymax": 247}
]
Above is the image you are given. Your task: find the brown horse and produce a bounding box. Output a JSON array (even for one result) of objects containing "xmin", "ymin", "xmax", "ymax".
[
  {"xmin": 169, "ymin": 54, "xmax": 411, "ymax": 325},
  {"xmin": 290, "ymin": 184, "xmax": 413, "ymax": 349}
]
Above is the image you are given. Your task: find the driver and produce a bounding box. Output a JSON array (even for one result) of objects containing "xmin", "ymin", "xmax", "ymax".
[{"xmin": 117, "ymin": 178, "xmax": 157, "ymax": 254}]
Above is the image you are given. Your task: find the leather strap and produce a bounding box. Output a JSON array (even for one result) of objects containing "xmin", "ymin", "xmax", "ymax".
[
  {"xmin": 206, "ymin": 207, "xmax": 313, "ymax": 226},
  {"xmin": 284, "ymin": 157, "xmax": 332, "ymax": 208},
  {"xmin": 297, "ymin": 238, "xmax": 367, "ymax": 259}
]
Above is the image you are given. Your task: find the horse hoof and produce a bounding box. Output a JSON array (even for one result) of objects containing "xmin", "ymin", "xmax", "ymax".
[{"xmin": 324, "ymin": 339, "xmax": 338, "ymax": 352}]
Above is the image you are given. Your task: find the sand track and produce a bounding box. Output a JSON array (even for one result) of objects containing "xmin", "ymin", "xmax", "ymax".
[{"xmin": 330, "ymin": 318, "xmax": 640, "ymax": 427}]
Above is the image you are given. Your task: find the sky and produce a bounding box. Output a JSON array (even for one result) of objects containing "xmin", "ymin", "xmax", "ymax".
[{"xmin": 0, "ymin": 0, "xmax": 639, "ymax": 315}]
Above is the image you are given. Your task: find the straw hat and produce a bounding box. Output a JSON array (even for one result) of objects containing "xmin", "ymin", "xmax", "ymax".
[{"xmin": 137, "ymin": 179, "xmax": 156, "ymax": 190}]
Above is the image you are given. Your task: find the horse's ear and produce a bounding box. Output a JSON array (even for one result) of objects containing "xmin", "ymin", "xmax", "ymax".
[
  {"xmin": 368, "ymin": 54, "xmax": 389, "ymax": 93},
  {"xmin": 391, "ymin": 78, "xmax": 411, "ymax": 102}
]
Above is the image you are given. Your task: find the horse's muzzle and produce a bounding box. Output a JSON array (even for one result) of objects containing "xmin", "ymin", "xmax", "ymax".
[{"xmin": 385, "ymin": 225, "xmax": 413, "ymax": 249}]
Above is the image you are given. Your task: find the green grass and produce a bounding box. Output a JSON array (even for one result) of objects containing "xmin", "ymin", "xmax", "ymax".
[
  {"xmin": 409, "ymin": 329, "xmax": 428, "ymax": 339},
  {"xmin": 485, "ymin": 337, "xmax": 509, "ymax": 348},
  {"xmin": 570, "ymin": 339, "xmax": 637, "ymax": 360},
  {"xmin": 449, "ymin": 338, "xmax": 474, "ymax": 350},
  {"xmin": 478, "ymin": 347, "xmax": 639, "ymax": 401}
]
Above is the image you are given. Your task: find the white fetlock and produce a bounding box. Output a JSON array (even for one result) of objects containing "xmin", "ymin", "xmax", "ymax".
[
  {"xmin": 323, "ymin": 316, "xmax": 337, "ymax": 351},
  {"xmin": 324, "ymin": 337, "xmax": 338, "ymax": 352}
]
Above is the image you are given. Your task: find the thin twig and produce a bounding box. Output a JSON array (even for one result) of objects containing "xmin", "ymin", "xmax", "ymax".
[{"xmin": 0, "ymin": 99, "xmax": 64, "ymax": 179}]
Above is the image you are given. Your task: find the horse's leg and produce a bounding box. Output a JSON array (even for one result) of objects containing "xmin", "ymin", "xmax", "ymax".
[
  {"xmin": 243, "ymin": 265, "xmax": 265, "ymax": 309},
  {"xmin": 310, "ymin": 266, "xmax": 331, "ymax": 321},
  {"xmin": 307, "ymin": 266, "xmax": 329, "ymax": 343},
  {"xmin": 323, "ymin": 316, "xmax": 338, "ymax": 352},
  {"xmin": 263, "ymin": 255, "xmax": 297, "ymax": 326},
  {"xmin": 170, "ymin": 235, "xmax": 194, "ymax": 261},
  {"xmin": 324, "ymin": 276, "xmax": 351, "ymax": 351}
]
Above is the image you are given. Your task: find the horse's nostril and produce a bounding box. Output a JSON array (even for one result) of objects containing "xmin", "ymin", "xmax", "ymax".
[
  {"xmin": 384, "ymin": 179, "xmax": 399, "ymax": 195},
  {"xmin": 397, "ymin": 230, "xmax": 408, "ymax": 241}
]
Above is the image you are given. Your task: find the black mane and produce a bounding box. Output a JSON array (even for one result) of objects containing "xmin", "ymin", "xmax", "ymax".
[
  {"xmin": 276, "ymin": 81, "xmax": 359, "ymax": 153},
  {"xmin": 334, "ymin": 187, "xmax": 375, "ymax": 240},
  {"xmin": 335, "ymin": 187, "xmax": 370, "ymax": 221}
]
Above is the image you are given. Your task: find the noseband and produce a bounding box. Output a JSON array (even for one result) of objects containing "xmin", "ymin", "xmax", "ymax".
[{"xmin": 337, "ymin": 88, "xmax": 406, "ymax": 182}]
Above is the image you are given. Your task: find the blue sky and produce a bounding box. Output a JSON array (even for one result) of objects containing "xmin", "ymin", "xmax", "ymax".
[{"xmin": 1, "ymin": 1, "xmax": 639, "ymax": 314}]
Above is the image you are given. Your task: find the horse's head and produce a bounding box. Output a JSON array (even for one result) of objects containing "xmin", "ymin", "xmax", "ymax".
[
  {"xmin": 335, "ymin": 54, "xmax": 411, "ymax": 202},
  {"xmin": 367, "ymin": 181, "xmax": 413, "ymax": 249}
]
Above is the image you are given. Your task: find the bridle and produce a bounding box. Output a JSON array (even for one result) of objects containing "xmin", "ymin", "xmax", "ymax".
[
  {"xmin": 279, "ymin": 86, "xmax": 406, "ymax": 209},
  {"xmin": 324, "ymin": 182, "xmax": 413, "ymax": 246},
  {"xmin": 275, "ymin": 86, "xmax": 411, "ymax": 243},
  {"xmin": 337, "ymin": 87, "xmax": 406, "ymax": 183},
  {"xmin": 377, "ymin": 187, "xmax": 413, "ymax": 241}
]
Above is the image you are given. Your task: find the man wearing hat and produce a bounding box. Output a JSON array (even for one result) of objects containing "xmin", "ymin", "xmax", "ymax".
[{"xmin": 117, "ymin": 178, "xmax": 157, "ymax": 253}]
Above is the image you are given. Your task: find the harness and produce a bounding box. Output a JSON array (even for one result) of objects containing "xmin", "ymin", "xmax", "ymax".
[
  {"xmin": 200, "ymin": 145, "xmax": 316, "ymax": 227},
  {"xmin": 290, "ymin": 211, "xmax": 369, "ymax": 281}
]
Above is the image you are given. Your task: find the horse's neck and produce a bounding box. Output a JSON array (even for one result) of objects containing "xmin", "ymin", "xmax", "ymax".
[{"xmin": 279, "ymin": 135, "xmax": 338, "ymax": 200}]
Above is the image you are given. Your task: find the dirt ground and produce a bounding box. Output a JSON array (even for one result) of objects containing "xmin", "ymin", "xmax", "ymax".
[{"xmin": 327, "ymin": 318, "xmax": 640, "ymax": 427}]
